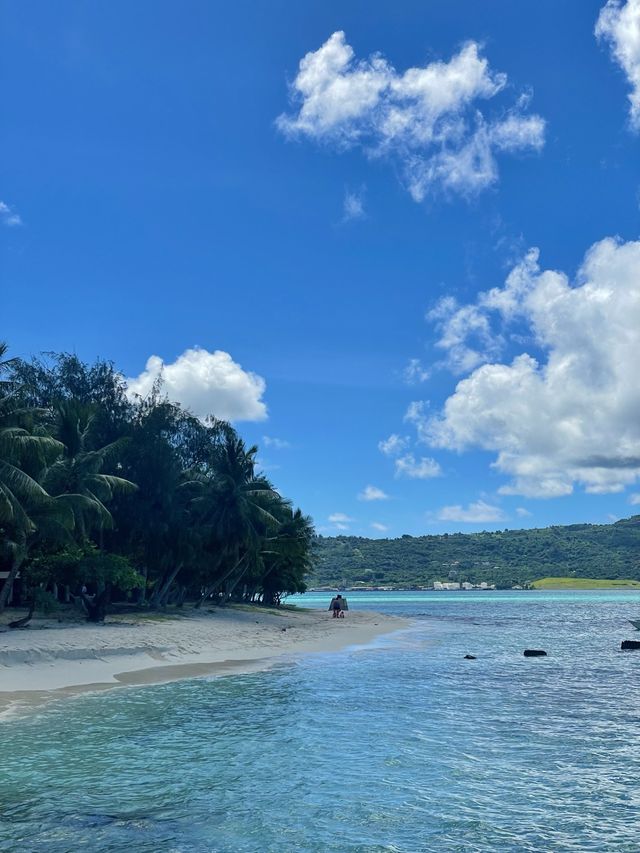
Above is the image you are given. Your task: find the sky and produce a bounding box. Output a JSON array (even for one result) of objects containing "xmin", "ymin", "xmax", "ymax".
[{"xmin": 3, "ymin": 0, "xmax": 640, "ymax": 538}]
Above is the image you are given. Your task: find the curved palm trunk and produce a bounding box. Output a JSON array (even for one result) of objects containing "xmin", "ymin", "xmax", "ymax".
[
  {"xmin": 225, "ymin": 562, "xmax": 252, "ymax": 602},
  {"xmin": 194, "ymin": 553, "xmax": 228, "ymax": 608},
  {"xmin": 149, "ymin": 563, "xmax": 183, "ymax": 608},
  {"xmin": 0, "ymin": 550, "xmax": 25, "ymax": 613}
]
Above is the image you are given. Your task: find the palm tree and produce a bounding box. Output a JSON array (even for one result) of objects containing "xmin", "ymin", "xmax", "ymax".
[
  {"xmin": 0, "ymin": 343, "xmax": 70, "ymax": 610},
  {"xmin": 189, "ymin": 435, "xmax": 280, "ymax": 605},
  {"xmin": 259, "ymin": 507, "xmax": 315, "ymax": 605},
  {"xmin": 41, "ymin": 400, "xmax": 137, "ymax": 541}
]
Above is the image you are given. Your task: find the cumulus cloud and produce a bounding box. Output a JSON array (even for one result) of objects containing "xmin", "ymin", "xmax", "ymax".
[
  {"xmin": 342, "ymin": 188, "xmax": 366, "ymax": 221},
  {"xmin": 436, "ymin": 500, "xmax": 505, "ymax": 523},
  {"xmin": 358, "ymin": 484, "xmax": 389, "ymax": 501},
  {"xmin": 596, "ymin": 0, "xmax": 640, "ymax": 129},
  {"xmin": 371, "ymin": 522, "xmax": 389, "ymax": 532},
  {"xmin": 0, "ymin": 201, "xmax": 22, "ymax": 227},
  {"xmin": 127, "ymin": 347, "xmax": 267, "ymax": 423},
  {"xmin": 277, "ymin": 32, "xmax": 545, "ymax": 200},
  {"xmin": 395, "ymin": 454, "xmax": 441, "ymax": 479},
  {"xmin": 427, "ymin": 295, "xmax": 504, "ymax": 374},
  {"xmin": 421, "ymin": 237, "xmax": 640, "ymax": 497},
  {"xmin": 378, "ymin": 433, "xmax": 411, "ymax": 456},
  {"xmin": 629, "ymin": 493, "xmax": 640, "ymax": 505},
  {"xmin": 262, "ymin": 436, "xmax": 290, "ymax": 449}
]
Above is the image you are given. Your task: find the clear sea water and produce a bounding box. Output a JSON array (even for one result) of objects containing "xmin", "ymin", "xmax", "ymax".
[{"xmin": 2, "ymin": 590, "xmax": 640, "ymax": 852}]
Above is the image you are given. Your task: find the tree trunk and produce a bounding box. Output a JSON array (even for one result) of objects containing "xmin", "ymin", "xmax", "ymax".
[
  {"xmin": 149, "ymin": 564, "xmax": 182, "ymax": 608},
  {"xmin": 136, "ymin": 566, "xmax": 148, "ymax": 605},
  {"xmin": 0, "ymin": 552, "xmax": 25, "ymax": 613},
  {"xmin": 175, "ymin": 585, "xmax": 187, "ymax": 607},
  {"xmin": 198, "ymin": 554, "xmax": 246, "ymax": 607}
]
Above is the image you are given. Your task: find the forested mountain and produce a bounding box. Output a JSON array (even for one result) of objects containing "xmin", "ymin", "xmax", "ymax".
[{"xmin": 311, "ymin": 516, "xmax": 640, "ymax": 589}]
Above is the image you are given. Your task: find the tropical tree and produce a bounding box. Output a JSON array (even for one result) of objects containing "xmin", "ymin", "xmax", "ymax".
[
  {"xmin": 41, "ymin": 400, "xmax": 137, "ymax": 541},
  {"xmin": 1, "ymin": 345, "xmax": 316, "ymax": 613},
  {"xmin": 0, "ymin": 344, "xmax": 70, "ymax": 610},
  {"xmin": 259, "ymin": 508, "xmax": 314, "ymax": 605},
  {"xmin": 189, "ymin": 435, "xmax": 280, "ymax": 605}
]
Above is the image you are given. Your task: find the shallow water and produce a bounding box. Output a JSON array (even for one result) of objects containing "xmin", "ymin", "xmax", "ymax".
[{"xmin": 2, "ymin": 590, "xmax": 640, "ymax": 852}]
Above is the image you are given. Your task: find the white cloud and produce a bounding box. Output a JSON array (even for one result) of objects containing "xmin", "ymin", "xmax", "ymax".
[
  {"xmin": 262, "ymin": 436, "xmax": 290, "ymax": 449},
  {"xmin": 423, "ymin": 237, "xmax": 640, "ymax": 497},
  {"xmin": 328, "ymin": 512, "xmax": 354, "ymax": 531},
  {"xmin": 427, "ymin": 293, "xmax": 505, "ymax": 374},
  {"xmin": 127, "ymin": 347, "xmax": 267, "ymax": 423},
  {"xmin": 437, "ymin": 500, "xmax": 505, "ymax": 523},
  {"xmin": 328, "ymin": 512, "xmax": 354, "ymax": 523},
  {"xmin": 358, "ymin": 484, "xmax": 389, "ymax": 501},
  {"xmin": 343, "ymin": 188, "xmax": 365, "ymax": 221},
  {"xmin": 378, "ymin": 433, "xmax": 411, "ymax": 456},
  {"xmin": 371, "ymin": 522, "xmax": 389, "ymax": 532},
  {"xmin": 596, "ymin": 0, "xmax": 640, "ymax": 129},
  {"xmin": 0, "ymin": 201, "xmax": 22, "ymax": 227},
  {"xmin": 403, "ymin": 358, "xmax": 431, "ymax": 384},
  {"xmin": 629, "ymin": 493, "xmax": 640, "ymax": 505},
  {"xmin": 278, "ymin": 32, "xmax": 545, "ymax": 200},
  {"xmin": 516, "ymin": 507, "xmax": 532, "ymax": 517},
  {"xmin": 395, "ymin": 454, "xmax": 441, "ymax": 479}
]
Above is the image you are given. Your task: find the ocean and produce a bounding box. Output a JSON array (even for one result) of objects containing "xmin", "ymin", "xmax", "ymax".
[{"xmin": 2, "ymin": 590, "xmax": 640, "ymax": 852}]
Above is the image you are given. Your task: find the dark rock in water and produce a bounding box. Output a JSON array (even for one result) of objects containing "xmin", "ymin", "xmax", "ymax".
[
  {"xmin": 464, "ymin": 654, "xmax": 477, "ymax": 660},
  {"xmin": 524, "ymin": 649, "xmax": 547, "ymax": 657},
  {"xmin": 621, "ymin": 640, "xmax": 640, "ymax": 650}
]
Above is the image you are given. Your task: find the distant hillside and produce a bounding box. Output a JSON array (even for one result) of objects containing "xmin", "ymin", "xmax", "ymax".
[
  {"xmin": 531, "ymin": 577, "xmax": 640, "ymax": 589},
  {"xmin": 310, "ymin": 516, "xmax": 640, "ymax": 589}
]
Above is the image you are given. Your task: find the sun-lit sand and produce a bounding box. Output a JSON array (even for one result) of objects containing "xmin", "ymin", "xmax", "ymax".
[{"xmin": 0, "ymin": 605, "xmax": 407, "ymax": 714}]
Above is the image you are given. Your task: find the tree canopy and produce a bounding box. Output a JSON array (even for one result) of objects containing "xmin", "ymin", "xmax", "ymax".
[{"xmin": 0, "ymin": 344, "xmax": 314, "ymax": 620}]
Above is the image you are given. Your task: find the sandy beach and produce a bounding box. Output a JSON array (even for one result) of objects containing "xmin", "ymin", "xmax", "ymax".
[{"xmin": 0, "ymin": 605, "xmax": 407, "ymax": 714}]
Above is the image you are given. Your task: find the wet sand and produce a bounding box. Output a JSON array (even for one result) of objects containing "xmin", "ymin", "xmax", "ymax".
[{"xmin": 0, "ymin": 605, "xmax": 407, "ymax": 716}]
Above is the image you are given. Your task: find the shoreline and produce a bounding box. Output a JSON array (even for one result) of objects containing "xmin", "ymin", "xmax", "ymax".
[{"xmin": 0, "ymin": 606, "xmax": 408, "ymax": 717}]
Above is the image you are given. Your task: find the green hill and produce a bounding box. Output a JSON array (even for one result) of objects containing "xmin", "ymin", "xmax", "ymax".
[
  {"xmin": 310, "ymin": 515, "xmax": 640, "ymax": 590},
  {"xmin": 531, "ymin": 577, "xmax": 640, "ymax": 589}
]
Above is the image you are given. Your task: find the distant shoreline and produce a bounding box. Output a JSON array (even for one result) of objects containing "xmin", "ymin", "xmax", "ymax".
[
  {"xmin": 309, "ymin": 577, "xmax": 640, "ymax": 592},
  {"xmin": 0, "ymin": 606, "xmax": 408, "ymax": 718}
]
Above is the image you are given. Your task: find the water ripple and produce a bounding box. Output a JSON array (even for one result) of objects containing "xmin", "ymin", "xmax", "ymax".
[{"xmin": 2, "ymin": 590, "xmax": 640, "ymax": 851}]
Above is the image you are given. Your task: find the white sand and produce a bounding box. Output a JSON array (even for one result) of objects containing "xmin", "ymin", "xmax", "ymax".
[{"xmin": 0, "ymin": 606, "xmax": 406, "ymax": 712}]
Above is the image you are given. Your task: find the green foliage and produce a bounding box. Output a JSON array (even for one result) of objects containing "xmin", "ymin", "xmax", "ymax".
[
  {"xmin": 531, "ymin": 576, "xmax": 640, "ymax": 589},
  {"xmin": 311, "ymin": 516, "xmax": 640, "ymax": 589},
  {"xmin": 32, "ymin": 587, "xmax": 60, "ymax": 615},
  {"xmin": 79, "ymin": 549, "xmax": 143, "ymax": 592},
  {"xmin": 25, "ymin": 546, "xmax": 85, "ymax": 587},
  {"xmin": 0, "ymin": 343, "xmax": 314, "ymax": 613}
]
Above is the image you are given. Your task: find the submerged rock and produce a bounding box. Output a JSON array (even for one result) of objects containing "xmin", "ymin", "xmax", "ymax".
[
  {"xmin": 523, "ymin": 649, "xmax": 547, "ymax": 657},
  {"xmin": 463, "ymin": 654, "xmax": 477, "ymax": 660},
  {"xmin": 621, "ymin": 640, "xmax": 640, "ymax": 650}
]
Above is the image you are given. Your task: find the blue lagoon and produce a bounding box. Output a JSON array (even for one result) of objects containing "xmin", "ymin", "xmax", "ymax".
[{"xmin": 2, "ymin": 590, "xmax": 640, "ymax": 852}]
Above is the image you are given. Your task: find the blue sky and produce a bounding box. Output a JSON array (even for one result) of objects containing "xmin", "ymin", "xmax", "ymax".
[{"xmin": 3, "ymin": 0, "xmax": 640, "ymax": 537}]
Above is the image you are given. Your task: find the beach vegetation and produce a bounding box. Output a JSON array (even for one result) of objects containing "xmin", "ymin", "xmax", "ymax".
[{"xmin": 0, "ymin": 343, "xmax": 314, "ymax": 619}]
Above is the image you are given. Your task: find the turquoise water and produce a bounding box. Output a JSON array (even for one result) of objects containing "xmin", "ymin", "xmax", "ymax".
[{"xmin": 2, "ymin": 590, "xmax": 640, "ymax": 852}]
